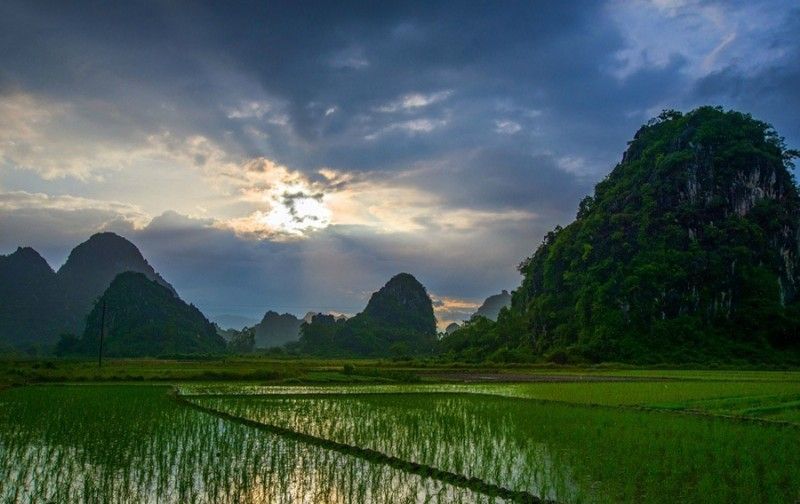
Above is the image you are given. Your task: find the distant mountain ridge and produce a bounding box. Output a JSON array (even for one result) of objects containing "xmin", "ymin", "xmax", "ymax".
[
  {"xmin": 213, "ymin": 314, "xmax": 260, "ymax": 330},
  {"xmin": 0, "ymin": 232, "xmax": 177, "ymax": 349},
  {"xmin": 253, "ymin": 311, "xmax": 303, "ymax": 348},
  {"xmin": 472, "ymin": 290, "xmax": 511, "ymax": 321}
]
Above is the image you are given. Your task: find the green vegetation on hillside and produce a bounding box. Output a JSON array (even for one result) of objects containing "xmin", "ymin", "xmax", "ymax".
[
  {"xmin": 60, "ymin": 272, "xmax": 225, "ymax": 357},
  {"xmin": 442, "ymin": 107, "xmax": 800, "ymax": 364},
  {"xmin": 0, "ymin": 232, "xmax": 178, "ymax": 351}
]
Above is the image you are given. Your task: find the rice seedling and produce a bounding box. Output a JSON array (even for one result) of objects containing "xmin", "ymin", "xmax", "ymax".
[
  {"xmin": 3, "ymin": 372, "xmax": 799, "ymax": 503},
  {"xmin": 193, "ymin": 391, "xmax": 800, "ymax": 503},
  {"xmin": 0, "ymin": 385, "xmax": 509, "ymax": 503},
  {"xmin": 179, "ymin": 377, "xmax": 800, "ymax": 410}
]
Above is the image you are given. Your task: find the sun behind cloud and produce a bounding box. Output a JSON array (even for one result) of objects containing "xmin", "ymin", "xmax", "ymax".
[{"xmin": 225, "ymin": 159, "xmax": 333, "ymax": 239}]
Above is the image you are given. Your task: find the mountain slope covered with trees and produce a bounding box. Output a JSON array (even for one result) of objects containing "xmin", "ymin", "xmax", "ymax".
[
  {"xmin": 67, "ymin": 272, "xmax": 225, "ymax": 357},
  {"xmin": 442, "ymin": 107, "xmax": 800, "ymax": 364}
]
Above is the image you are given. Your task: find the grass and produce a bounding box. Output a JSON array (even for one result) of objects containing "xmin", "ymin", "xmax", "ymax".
[
  {"xmin": 666, "ymin": 392, "xmax": 800, "ymax": 421},
  {"xmin": 476, "ymin": 380, "xmax": 800, "ymax": 407},
  {"xmin": 3, "ymin": 357, "xmax": 799, "ymax": 386},
  {"xmin": 0, "ymin": 357, "xmax": 335, "ymax": 384},
  {"xmin": 0, "ymin": 357, "xmax": 446, "ymax": 387}
]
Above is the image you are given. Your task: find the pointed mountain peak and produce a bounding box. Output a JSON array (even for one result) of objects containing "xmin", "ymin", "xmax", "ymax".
[
  {"xmin": 56, "ymin": 232, "xmax": 176, "ymax": 334},
  {"xmin": 58, "ymin": 232, "xmax": 173, "ymax": 291},
  {"xmin": 362, "ymin": 272, "xmax": 436, "ymax": 334},
  {"xmin": 60, "ymin": 232, "xmax": 145, "ymax": 272},
  {"xmin": 79, "ymin": 272, "xmax": 224, "ymax": 357},
  {"xmin": 5, "ymin": 246, "xmax": 54, "ymax": 274}
]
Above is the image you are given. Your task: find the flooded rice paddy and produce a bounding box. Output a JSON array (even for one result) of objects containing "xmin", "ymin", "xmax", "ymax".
[{"xmin": 2, "ymin": 378, "xmax": 800, "ymax": 503}]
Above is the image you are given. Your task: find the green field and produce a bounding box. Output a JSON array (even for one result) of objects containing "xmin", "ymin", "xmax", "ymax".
[{"xmin": 2, "ymin": 367, "xmax": 800, "ymax": 503}]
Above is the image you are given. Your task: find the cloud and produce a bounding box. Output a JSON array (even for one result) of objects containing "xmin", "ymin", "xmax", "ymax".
[
  {"xmin": 220, "ymin": 158, "xmax": 334, "ymax": 239},
  {"xmin": 608, "ymin": 0, "xmax": 791, "ymax": 80},
  {"xmin": 364, "ymin": 117, "xmax": 449, "ymax": 140},
  {"xmin": 0, "ymin": 191, "xmax": 147, "ymax": 266},
  {"xmin": 376, "ymin": 90, "xmax": 453, "ymax": 113},
  {"xmin": 0, "ymin": 191, "xmax": 148, "ymax": 226},
  {"xmin": 494, "ymin": 119, "xmax": 522, "ymax": 135},
  {"xmin": 690, "ymin": 6, "xmax": 800, "ymax": 148},
  {"xmin": 0, "ymin": 93, "xmax": 134, "ymax": 180},
  {"xmin": 402, "ymin": 148, "xmax": 591, "ymax": 218},
  {"xmin": 430, "ymin": 295, "xmax": 481, "ymax": 328},
  {"xmin": 328, "ymin": 46, "xmax": 370, "ymax": 69},
  {"xmin": 225, "ymin": 100, "xmax": 273, "ymax": 120}
]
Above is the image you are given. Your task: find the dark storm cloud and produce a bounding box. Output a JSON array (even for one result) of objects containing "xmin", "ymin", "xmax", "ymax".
[
  {"xmin": 692, "ymin": 8, "xmax": 800, "ymax": 151},
  {"xmin": 410, "ymin": 148, "xmax": 592, "ymax": 215},
  {"xmin": 0, "ymin": 0, "xmax": 625, "ymax": 172}
]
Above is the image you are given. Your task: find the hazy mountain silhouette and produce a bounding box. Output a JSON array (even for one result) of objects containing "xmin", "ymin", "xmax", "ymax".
[
  {"xmin": 0, "ymin": 247, "xmax": 61, "ymax": 348},
  {"xmin": 213, "ymin": 314, "xmax": 260, "ymax": 330},
  {"xmin": 253, "ymin": 311, "xmax": 303, "ymax": 348},
  {"xmin": 472, "ymin": 290, "xmax": 511, "ymax": 321}
]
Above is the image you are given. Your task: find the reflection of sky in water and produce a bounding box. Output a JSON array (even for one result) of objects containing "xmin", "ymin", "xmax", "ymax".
[
  {"xmin": 8, "ymin": 384, "xmax": 799, "ymax": 503},
  {"xmin": 0, "ymin": 386, "xmax": 502, "ymax": 504},
  {"xmin": 198, "ymin": 393, "xmax": 579, "ymax": 502}
]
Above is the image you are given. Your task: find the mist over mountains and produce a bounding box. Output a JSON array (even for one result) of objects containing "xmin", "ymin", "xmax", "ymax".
[
  {"xmin": 473, "ymin": 291, "xmax": 512, "ymax": 321},
  {"xmin": 253, "ymin": 312, "xmax": 302, "ymax": 349}
]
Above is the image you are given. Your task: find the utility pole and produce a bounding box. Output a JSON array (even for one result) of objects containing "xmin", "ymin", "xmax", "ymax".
[{"xmin": 98, "ymin": 299, "xmax": 106, "ymax": 368}]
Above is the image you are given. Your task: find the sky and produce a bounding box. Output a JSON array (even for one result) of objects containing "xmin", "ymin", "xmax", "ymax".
[{"xmin": 1, "ymin": 0, "xmax": 798, "ymax": 328}]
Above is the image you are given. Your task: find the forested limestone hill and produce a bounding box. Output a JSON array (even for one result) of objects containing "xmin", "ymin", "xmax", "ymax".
[
  {"xmin": 70, "ymin": 272, "xmax": 225, "ymax": 357},
  {"xmin": 442, "ymin": 107, "xmax": 800, "ymax": 364}
]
